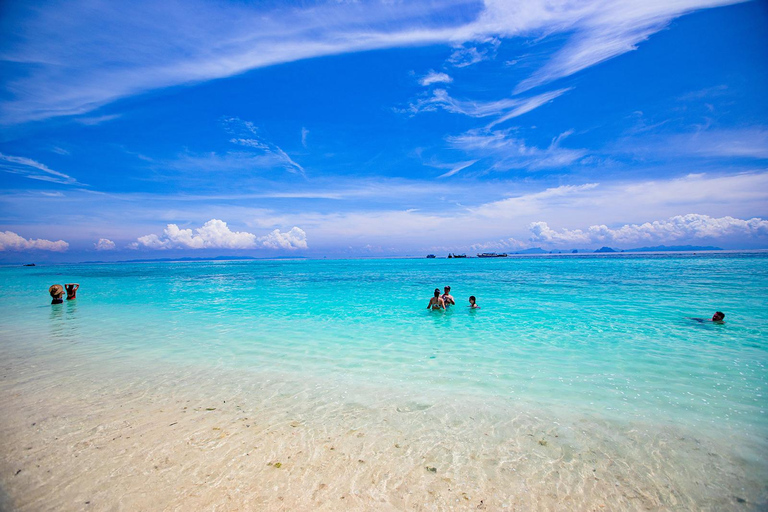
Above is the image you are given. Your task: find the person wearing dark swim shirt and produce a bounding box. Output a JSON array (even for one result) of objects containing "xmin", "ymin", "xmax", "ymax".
[{"xmin": 49, "ymin": 284, "xmax": 64, "ymax": 304}]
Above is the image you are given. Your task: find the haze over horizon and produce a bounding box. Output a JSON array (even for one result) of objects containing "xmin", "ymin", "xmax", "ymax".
[{"xmin": 1, "ymin": 0, "xmax": 767, "ymax": 262}]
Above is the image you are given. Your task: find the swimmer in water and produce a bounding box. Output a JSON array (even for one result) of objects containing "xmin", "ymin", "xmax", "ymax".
[
  {"xmin": 690, "ymin": 311, "xmax": 725, "ymax": 323},
  {"xmin": 469, "ymin": 295, "xmax": 480, "ymax": 309},
  {"xmin": 442, "ymin": 286, "xmax": 455, "ymax": 306},
  {"xmin": 427, "ymin": 288, "xmax": 445, "ymax": 310},
  {"xmin": 65, "ymin": 283, "xmax": 79, "ymax": 300}
]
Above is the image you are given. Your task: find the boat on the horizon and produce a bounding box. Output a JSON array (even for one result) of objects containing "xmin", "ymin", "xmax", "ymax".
[
  {"xmin": 448, "ymin": 253, "xmax": 467, "ymax": 258},
  {"xmin": 426, "ymin": 254, "xmax": 436, "ymax": 258},
  {"xmin": 477, "ymin": 252, "xmax": 508, "ymax": 258}
]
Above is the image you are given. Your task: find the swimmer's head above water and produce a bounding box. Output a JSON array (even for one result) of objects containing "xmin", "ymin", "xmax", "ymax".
[{"xmin": 712, "ymin": 311, "xmax": 725, "ymax": 322}]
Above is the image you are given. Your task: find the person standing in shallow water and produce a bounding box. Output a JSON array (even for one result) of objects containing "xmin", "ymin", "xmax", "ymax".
[
  {"xmin": 427, "ymin": 288, "xmax": 445, "ymax": 310},
  {"xmin": 442, "ymin": 286, "xmax": 455, "ymax": 306},
  {"xmin": 65, "ymin": 283, "xmax": 79, "ymax": 300},
  {"xmin": 49, "ymin": 284, "xmax": 64, "ymax": 304},
  {"xmin": 469, "ymin": 296, "xmax": 480, "ymax": 309}
]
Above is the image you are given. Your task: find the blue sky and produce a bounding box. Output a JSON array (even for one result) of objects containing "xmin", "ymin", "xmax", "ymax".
[{"xmin": 1, "ymin": 0, "xmax": 767, "ymax": 261}]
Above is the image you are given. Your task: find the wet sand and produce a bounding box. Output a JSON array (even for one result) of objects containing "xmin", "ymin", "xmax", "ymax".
[{"xmin": 1, "ymin": 348, "xmax": 765, "ymax": 512}]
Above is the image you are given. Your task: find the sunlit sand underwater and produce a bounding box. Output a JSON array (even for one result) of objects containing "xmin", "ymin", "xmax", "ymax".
[{"xmin": 0, "ymin": 254, "xmax": 766, "ymax": 510}]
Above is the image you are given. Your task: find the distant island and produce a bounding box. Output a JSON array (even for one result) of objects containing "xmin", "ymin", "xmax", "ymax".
[{"xmin": 622, "ymin": 245, "xmax": 723, "ymax": 252}]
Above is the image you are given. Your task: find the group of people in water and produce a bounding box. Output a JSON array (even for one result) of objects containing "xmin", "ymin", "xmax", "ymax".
[
  {"xmin": 48, "ymin": 283, "xmax": 79, "ymax": 304},
  {"xmin": 427, "ymin": 286, "xmax": 725, "ymax": 322},
  {"xmin": 427, "ymin": 286, "xmax": 479, "ymax": 311}
]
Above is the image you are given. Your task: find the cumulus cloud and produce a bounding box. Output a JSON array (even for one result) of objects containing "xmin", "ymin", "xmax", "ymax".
[
  {"xmin": 0, "ymin": 152, "xmax": 79, "ymax": 185},
  {"xmin": 94, "ymin": 238, "xmax": 116, "ymax": 250},
  {"xmin": 134, "ymin": 219, "xmax": 307, "ymax": 250},
  {"xmin": 0, "ymin": 231, "xmax": 69, "ymax": 252},
  {"xmin": 528, "ymin": 214, "xmax": 768, "ymax": 246},
  {"xmin": 257, "ymin": 227, "xmax": 308, "ymax": 250},
  {"xmin": 418, "ymin": 71, "xmax": 452, "ymax": 86}
]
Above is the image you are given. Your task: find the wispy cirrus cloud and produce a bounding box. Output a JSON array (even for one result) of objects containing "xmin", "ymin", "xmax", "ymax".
[
  {"xmin": 0, "ymin": 152, "xmax": 80, "ymax": 185},
  {"xmin": 447, "ymin": 128, "xmax": 587, "ymax": 171},
  {"xmin": 224, "ymin": 117, "xmax": 305, "ymax": 176},
  {"xmin": 448, "ymin": 38, "xmax": 500, "ymax": 68},
  {"xmin": 615, "ymin": 127, "xmax": 768, "ymax": 160},
  {"xmin": 436, "ymin": 160, "xmax": 478, "ymax": 179},
  {"xmin": 512, "ymin": 0, "xmax": 746, "ymax": 93},
  {"xmin": 418, "ymin": 71, "xmax": 453, "ymax": 86},
  {"xmin": 0, "ymin": 0, "xmax": 743, "ymax": 123},
  {"xmin": 405, "ymin": 88, "xmax": 570, "ymax": 124}
]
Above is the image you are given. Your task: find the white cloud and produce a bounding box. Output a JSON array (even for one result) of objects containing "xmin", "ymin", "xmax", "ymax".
[
  {"xmin": 470, "ymin": 237, "xmax": 526, "ymax": 251},
  {"xmin": 511, "ymin": 0, "xmax": 745, "ymax": 93},
  {"xmin": 418, "ymin": 71, "xmax": 452, "ymax": 86},
  {"xmin": 224, "ymin": 117, "xmax": 304, "ymax": 176},
  {"xmin": 436, "ymin": 160, "xmax": 478, "ymax": 178},
  {"xmin": 0, "ymin": 152, "xmax": 79, "ymax": 185},
  {"xmin": 528, "ymin": 214, "xmax": 768, "ymax": 246},
  {"xmin": 470, "ymin": 172, "xmax": 768, "ymax": 227},
  {"xmin": 0, "ymin": 0, "xmax": 743, "ymax": 123},
  {"xmin": 134, "ymin": 219, "xmax": 307, "ymax": 250},
  {"xmin": 258, "ymin": 227, "xmax": 308, "ymax": 250},
  {"xmin": 615, "ymin": 127, "xmax": 768, "ymax": 160},
  {"xmin": 447, "ymin": 128, "xmax": 587, "ymax": 171},
  {"xmin": 5, "ymin": 172, "xmax": 768, "ymax": 253},
  {"xmin": 301, "ymin": 127, "xmax": 309, "ymax": 148},
  {"xmin": 0, "ymin": 231, "xmax": 69, "ymax": 252},
  {"xmin": 94, "ymin": 238, "xmax": 116, "ymax": 250},
  {"xmin": 406, "ymin": 88, "xmax": 569, "ymax": 124},
  {"xmin": 74, "ymin": 114, "xmax": 121, "ymax": 126},
  {"xmin": 448, "ymin": 39, "xmax": 500, "ymax": 68}
]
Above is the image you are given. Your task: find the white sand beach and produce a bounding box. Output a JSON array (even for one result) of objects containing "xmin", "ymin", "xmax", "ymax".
[{"xmin": 1, "ymin": 345, "xmax": 764, "ymax": 511}]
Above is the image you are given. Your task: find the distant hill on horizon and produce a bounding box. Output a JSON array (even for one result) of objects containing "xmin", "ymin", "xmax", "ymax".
[{"xmin": 623, "ymin": 245, "xmax": 723, "ymax": 252}]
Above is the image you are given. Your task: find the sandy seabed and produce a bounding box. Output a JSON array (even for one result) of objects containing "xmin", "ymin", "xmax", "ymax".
[{"xmin": 0, "ymin": 347, "xmax": 765, "ymax": 512}]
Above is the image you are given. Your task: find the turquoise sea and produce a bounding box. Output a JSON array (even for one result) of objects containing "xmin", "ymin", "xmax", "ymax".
[{"xmin": 1, "ymin": 253, "xmax": 767, "ymax": 508}]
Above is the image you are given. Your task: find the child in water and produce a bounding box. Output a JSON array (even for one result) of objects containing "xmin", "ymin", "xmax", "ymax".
[{"xmin": 469, "ymin": 296, "xmax": 480, "ymax": 309}]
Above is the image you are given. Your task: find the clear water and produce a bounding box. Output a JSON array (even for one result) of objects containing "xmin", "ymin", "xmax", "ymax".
[{"xmin": 1, "ymin": 254, "xmax": 766, "ymax": 438}]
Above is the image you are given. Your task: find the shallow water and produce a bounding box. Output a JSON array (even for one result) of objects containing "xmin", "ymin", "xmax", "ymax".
[{"xmin": 0, "ymin": 253, "xmax": 766, "ymax": 509}]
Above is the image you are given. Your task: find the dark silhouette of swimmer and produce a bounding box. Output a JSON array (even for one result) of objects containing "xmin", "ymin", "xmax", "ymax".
[
  {"xmin": 690, "ymin": 311, "xmax": 725, "ymax": 323},
  {"xmin": 469, "ymin": 295, "xmax": 480, "ymax": 309},
  {"xmin": 427, "ymin": 288, "xmax": 445, "ymax": 310},
  {"xmin": 65, "ymin": 283, "xmax": 79, "ymax": 300},
  {"xmin": 49, "ymin": 284, "xmax": 64, "ymax": 304}
]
